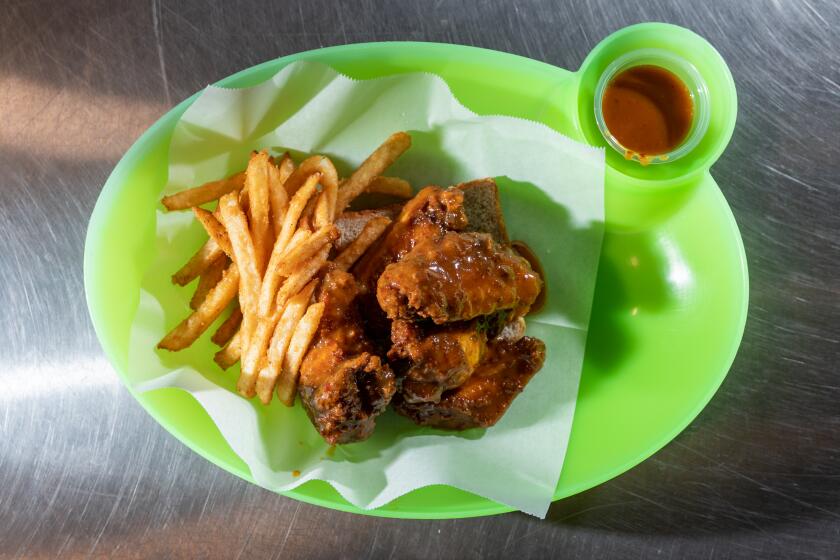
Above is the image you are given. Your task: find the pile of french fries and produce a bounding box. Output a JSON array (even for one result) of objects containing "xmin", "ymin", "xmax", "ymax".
[{"xmin": 157, "ymin": 132, "xmax": 412, "ymax": 405}]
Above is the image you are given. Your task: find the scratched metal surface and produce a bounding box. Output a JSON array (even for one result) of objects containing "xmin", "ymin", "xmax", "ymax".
[{"xmin": 1, "ymin": 0, "xmax": 838, "ymax": 558}]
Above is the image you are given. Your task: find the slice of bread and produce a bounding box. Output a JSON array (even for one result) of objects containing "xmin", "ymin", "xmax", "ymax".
[
  {"xmin": 455, "ymin": 178, "xmax": 509, "ymax": 245},
  {"xmin": 334, "ymin": 205, "xmax": 402, "ymax": 251}
]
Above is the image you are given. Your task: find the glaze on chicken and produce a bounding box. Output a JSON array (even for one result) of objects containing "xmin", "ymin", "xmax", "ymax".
[
  {"xmin": 393, "ymin": 336, "xmax": 546, "ymax": 430},
  {"xmin": 377, "ymin": 231, "xmax": 542, "ymax": 325},
  {"xmin": 388, "ymin": 319, "xmax": 487, "ymax": 404}
]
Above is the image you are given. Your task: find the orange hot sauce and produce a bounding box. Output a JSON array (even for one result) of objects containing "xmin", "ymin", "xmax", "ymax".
[
  {"xmin": 511, "ymin": 241, "xmax": 546, "ymax": 315},
  {"xmin": 602, "ymin": 65, "xmax": 694, "ymax": 162}
]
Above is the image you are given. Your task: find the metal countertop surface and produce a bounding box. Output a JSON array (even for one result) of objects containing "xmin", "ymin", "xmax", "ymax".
[{"xmin": 1, "ymin": 1, "xmax": 838, "ymax": 558}]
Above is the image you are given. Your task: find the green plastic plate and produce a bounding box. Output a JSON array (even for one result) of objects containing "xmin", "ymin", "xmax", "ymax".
[{"xmin": 84, "ymin": 23, "xmax": 748, "ymax": 519}]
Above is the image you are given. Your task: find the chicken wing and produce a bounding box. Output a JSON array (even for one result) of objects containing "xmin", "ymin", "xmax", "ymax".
[
  {"xmin": 388, "ymin": 319, "xmax": 487, "ymax": 404},
  {"xmin": 377, "ymin": 231, "xmax": 543, "ymax": 325},
  {"xmin": 298, "ymin": 266, "xmax": 396, "ymax": 444},
  {"xmin": 352, "ymin": 186, "xmax": 467, "ymax": 295},
  {"xmin": 393, "ymin": 336, "xmax": 546, "ymax": 430}
]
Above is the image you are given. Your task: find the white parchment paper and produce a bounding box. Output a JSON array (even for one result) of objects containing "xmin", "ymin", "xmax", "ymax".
[{"xmin": 131, "ymin": 61, "xmax": 604, "ymax": 517}]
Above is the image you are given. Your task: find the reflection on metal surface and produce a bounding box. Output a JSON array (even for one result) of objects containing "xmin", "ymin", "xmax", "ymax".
[
  {"xmin": 0, "ymin": 357, "xmax": 118, "ymax": 402},
  {"xmin": 0, "ymin": 76, "xmax": 165, "ymax": 159}
]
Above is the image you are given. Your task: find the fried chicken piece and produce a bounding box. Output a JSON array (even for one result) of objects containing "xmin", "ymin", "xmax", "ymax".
[
  {"xmin": 393, "ymin": 336, "xmax": 546, "ymax": 430},
  {"xmin": 352, "ymin": 186, "xmax": 467, "ymax": 295},
  {"xmin": 388, "ymin": 320, "xmax": 487, "ymax": 404},
  {"xmin": 298, "ymin": 267, "xmax": 395, "ymax": 444},
  {"xmin": 376, "ymin": 231, "xmax": 543, "ymax": 325},
  {"xmin": 350, "ymin": 185, "xmax": 468, "ymax": 346}
]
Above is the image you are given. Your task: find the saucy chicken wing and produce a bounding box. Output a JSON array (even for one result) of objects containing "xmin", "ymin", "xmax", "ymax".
[
  {"xmin": 394, "ymin": 336, "xmax": 545, "ymax": 430},
  {"xmin": 298, "ymin": 267, "xmax": 396, "ymax": 444},
  {"xmin": 388, "ymin": 319, "xmax": 487, "ymax": 404},
  {"xmin": 393, "ymin": 336, "xmax": 546, "ymax": 430},
  {"xmin": 353, "ymin": 186, "xmax": 468, "ymax": 295},
  {"xmin": 377, "ymin": 231, "xmax": 543, "ymax": 324}
]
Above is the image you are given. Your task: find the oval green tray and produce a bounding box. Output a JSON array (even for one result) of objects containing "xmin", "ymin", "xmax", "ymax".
[{"xmin": 84, "ymin": 24, "xmax": 748, "ymax": 519}]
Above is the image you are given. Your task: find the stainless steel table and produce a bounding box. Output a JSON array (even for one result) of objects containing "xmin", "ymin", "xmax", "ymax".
[{"xmin": 2, "ymin": 1, "xmax": 838, "ymax": 558}]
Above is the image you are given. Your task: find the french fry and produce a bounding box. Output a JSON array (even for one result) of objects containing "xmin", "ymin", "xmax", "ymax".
[
  {"xmin": 298, "ymin": 214, "xmax": 313, "ymax": 232},
  {"xmin": 367, "ymin": 176, "xmax": 412, "ymax": 198},
  {"xmin": 268, "ymin": 154, "xmax": 292, "ymax": 238},
  {"xmin": 211, "ymin": 304, "xmax": 242, "ymax": 346},
  {"xmin": 300, "ymin": 187, "xmax": 322, "ymax": 223},
  {"xmin": 327, "ymin": 179, "xmax": 338, "ymax": 221},
  {"xmin": 285, "ymin": 228, "xmax": 311, "ymax": 254},
  {"xmin": 313, "ymin": 188, "xmax": 331, "ymax": 228},
  {"xmin": 317, "ymin": 157, "xmax": 339, "ymax": 200},
  {"xmin": 192, "ymin": 207, "xmax": 234, "ymax": 258},
  {"xmin": 218, "ymin": 192, "xmax": 262, "ymax": 354},
  {"xmin": 158, "ymin": 264, "xmax": 240, "ymax": 351},
  {"xmin": 190, "ymin": 255, "xmax": 228, "ymax": 310},
  {"xmin": 214, "ymin": 331, "xmax": 241, "ymax": 370},
  {"xmin": 255, "ymin": 280, "xmax": 318, "ymax": 404},
  {"xmin": 171, "ymin": 238, "xmax": 224, "ymax": 286},
  {"xmin": 246, "ymin": 151, "xmax": 272, "ymax": 274},
  {"xmin": 282, "ymin": 156, "xmax": 338, "ymax": 197},
  {"xmin": 333, "ymin": 216, "xmax": 391, "ymax": 271},
  {"xmin": 276, "ymin": 301, "xmax": 325, "ymax": 406},
  {"xmin": 335, "ymin": 132, "xmax": 411, "ymax": 213},
  {"xmin": 161, "ymin": 171, "xmax": 245, "ymax": 211},
  {"xmin": 276, "ymin": 245, "xmax": 330, "ymax": 311},
  {"xmin": 258, "ymin": 173, "xmax": 320, "ymax": 317},
  {"xmin": 272, "ymin": 152, "xmax": 295, "ymax": 176},
  {"xmin": 239, "ymin": 244, "xmax": 330, "ymax": 396},
  {"xmin": 275, "ymin": 225, "xmax": 338, "ymax": 277},
  {"xmin": 276, "ymin": 173, "xmax": 320, "ymax": 255},
  {"xmin": 172, "ymin": 185, "xmax": 250, "ymax": 285},
  {"xmin": 238, "ymin": 303, "xmax": 284, "ymax": 397},
  {"xmin": 238, "ymin": 184, "xmax": 251, "ymax": 213}
]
